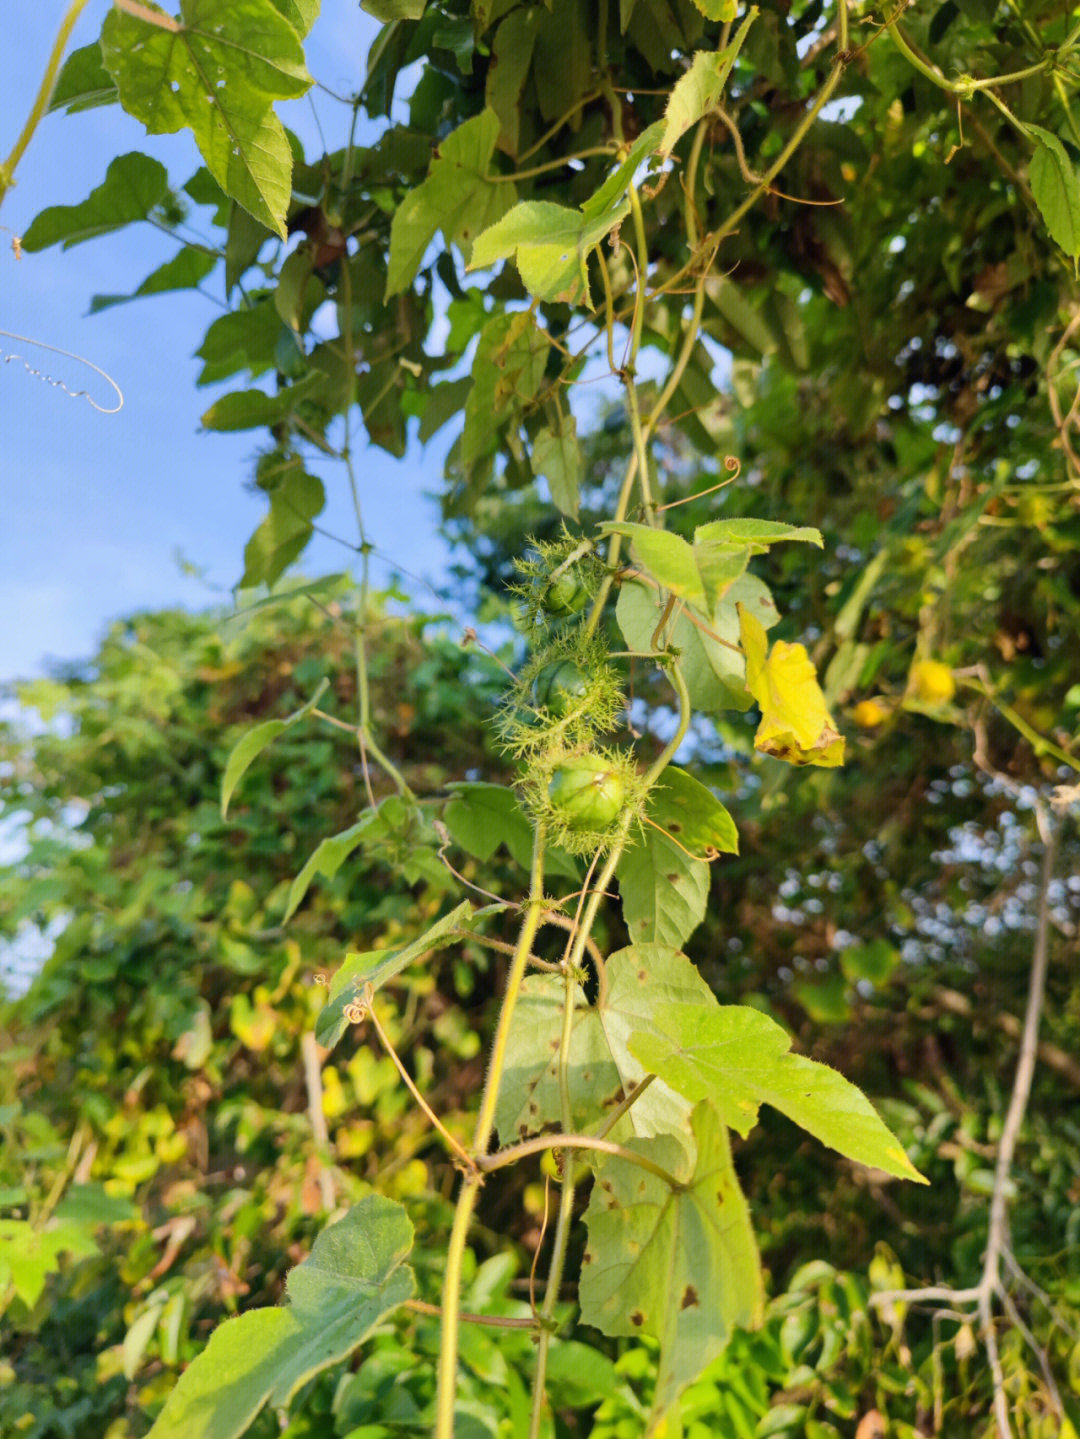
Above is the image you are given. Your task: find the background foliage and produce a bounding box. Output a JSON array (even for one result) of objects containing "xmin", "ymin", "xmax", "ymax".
[{"xmin": 4, "ymin": 0, "xmax": 1080, "ymax": 1434}]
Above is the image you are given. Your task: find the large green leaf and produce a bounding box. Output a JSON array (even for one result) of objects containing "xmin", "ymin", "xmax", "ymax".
[
  {"xmin": 496, "ymin": 946, "xmax": 716, "ymax": 1144},
  {"xmin": 495, "ymin": 973, "xmax": 619, "ymax": 1143},
  {"xmin": 386, "ymin": 109, "xmax": 515, "ymax": 296},
  {"xmin": 147, "ymin": 1197, "xmax": 414, "ymax": 1439},
  {"xmin": 220, "ymin": 677, "xmax": 328, "ymax": 818},
  {"xmin": 100, "ymin": 0, "xmax": 312, "ymax": 237},
  {"xmin": 616, "ymin": 578, "xmax": 769, "ymax": 714},
  {"xmin": 21, "ymin": 153, "xmax": 168, "ymax": 251},
  {"xmin": 579, "ymin": 1100, "xmax": 763, "ymax": 1429},
  {"xmin": 647, "ymin": 765, "xmax": 738, "ymax": 858},
  {"xmin": 1028, "ymin": 125, "xmax": 1080, "ymax": 260},
  {"xmin": 616, "ymin": 821, "xmax": 710, "ymax": 950},
  {"xmin": 630, "ymin": 1002, "xmax": 927, "ymax": 1182},
  {"xmin": 316, "ymin": 901, "xmax": 505, "ymax": 1049}
]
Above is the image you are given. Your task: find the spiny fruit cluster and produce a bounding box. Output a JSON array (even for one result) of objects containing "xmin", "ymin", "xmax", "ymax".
[{"xmin": 500, "ymin": 532, "xmax": 643, "ymax": 854}]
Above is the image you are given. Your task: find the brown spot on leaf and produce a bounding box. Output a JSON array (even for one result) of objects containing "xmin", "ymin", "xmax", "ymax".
[
  {"xmin": 630, "ymin": 1310, "xmax": 645, "ymax": 1327},
  {"xmin": 681, "ymin": 1285, "xmax": 699, "ymax": 1310},
  {"xmin": 637, "ymin": 970, "xmax": 647, "ymax": 983}
]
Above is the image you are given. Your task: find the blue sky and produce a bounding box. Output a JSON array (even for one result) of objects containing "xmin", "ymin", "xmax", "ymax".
[{"xmin": 2, "ymin": 3, "xmax": 453, "ymax": 682}]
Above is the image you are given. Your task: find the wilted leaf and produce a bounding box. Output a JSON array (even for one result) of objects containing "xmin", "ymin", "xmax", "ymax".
[{"xmin": 738, "ymin": 603, "xmax": 844, "ymax": 766}]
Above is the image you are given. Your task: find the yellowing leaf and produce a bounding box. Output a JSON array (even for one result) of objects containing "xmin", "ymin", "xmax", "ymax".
[
  {"xmin": 659, "ymin": 14, "xmax": 754, "ymax": 156},
  {"xmin": 738, "ymin": 603, "xmax": 844, "ymax": 767}
]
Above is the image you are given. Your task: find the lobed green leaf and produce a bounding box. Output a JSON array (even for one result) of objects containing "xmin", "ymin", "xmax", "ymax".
[
  {"xmin": 146, "ymin": 1196, "xmax": 414, "ymax": 1439},
  {"xmin": 630, "ymin": 1002, "xmax": 927, "ymax": 1182},
  {"xmin": 579, "ymin": 1100, "xmax": 763, "ymax": 1428},
  {"xmin": 21, "ymin": 153, "xmax": 169, "ymax": 251},
  {"xmin": 100, "ymin": 0, "xmax": 312, "ymax": 237}
]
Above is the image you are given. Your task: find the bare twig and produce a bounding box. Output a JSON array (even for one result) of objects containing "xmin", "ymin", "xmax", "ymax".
[{"xmin": 870, "ymin": 798, "xmax": 1063, "ymax": 1437}]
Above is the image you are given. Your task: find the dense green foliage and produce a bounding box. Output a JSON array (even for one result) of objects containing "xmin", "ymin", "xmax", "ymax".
[{"xmin": 5, "ymin": 0, "xmax": 1080, "ymax": 1434}]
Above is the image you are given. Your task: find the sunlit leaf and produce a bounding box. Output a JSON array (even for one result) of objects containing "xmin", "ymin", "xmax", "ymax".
[
  {"xmin": 659, "ymin": 17, "xmax": 754, "ymax": 156},
  {"xmin": 738, "ymin": 603, "xmax": 845, "ymax": 766},
  {"xmin": 686, "ymin": 0, "xmax": 741, "ymax": 19},
  {"xmin": 601, "ymin": 522, "xmax": 706, "ymax": 607},
  {"xmin": 630, "ymin": 1002, "xmax": 927, "ymax": 1182},
  {"xmin": 695, "ymin": 517, "xmax": 823, "ymax": 550},
  {"xmin": 146, "ymin": 1197, "xmax": 414, "ymax": 1439},
  {"xmin": 101, "ymin": 0, "xmax": 312, "ymax": 237},
  {"xmin": 497, "ymin": 946, "xmax": 716, "ymax": 1144},
  {"xmin": 469, "ymin": 197, "xmax": 630, "ymax": 305}
]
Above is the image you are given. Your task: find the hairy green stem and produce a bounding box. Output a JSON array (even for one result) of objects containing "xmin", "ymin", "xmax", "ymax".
[
  {"xmin": 526, "ymin": 648, "xmax": 689, "ymax": 1423},
  {"xmin": 1, "ymin": 0, "xmax": 93, "ymax": 206},
  {"xmin": 435, "ymin": 832, "xmax": 547, "ymax": 1439}
]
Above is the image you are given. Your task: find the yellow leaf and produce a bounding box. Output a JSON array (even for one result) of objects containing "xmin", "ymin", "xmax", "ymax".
[{"xmin": 738, "ymin": 604, "xmax": 845, "ymax": 767}]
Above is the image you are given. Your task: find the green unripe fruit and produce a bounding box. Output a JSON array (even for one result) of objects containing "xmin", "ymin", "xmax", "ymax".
[
  {"xmin": 548, "ymin": 754, "xmax": 626, "ymax": 830},
  {"xmin": 532, "ymin": 660, "xmax": 590, "ymax": 716},
  {"xmin": 539, "ymin": 566, "xmax": 590, "ymax": 616},
  {"xmin": 274, "ymin": 325, "xmax": 308, "ymax": 380}
]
